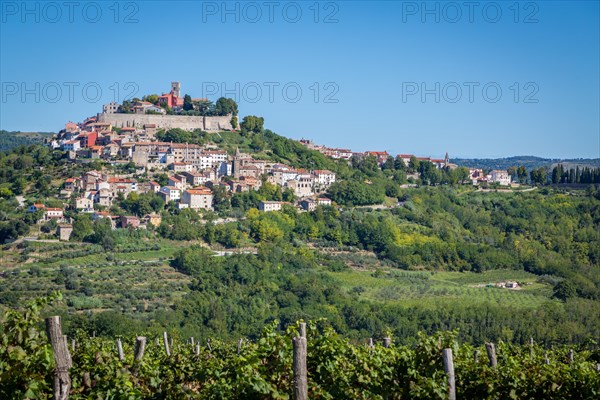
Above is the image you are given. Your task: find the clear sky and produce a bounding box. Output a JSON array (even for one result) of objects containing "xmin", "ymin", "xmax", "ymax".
[{"xmin": 1, "ymin": 0, "xmax": 599, "ymax": 158}]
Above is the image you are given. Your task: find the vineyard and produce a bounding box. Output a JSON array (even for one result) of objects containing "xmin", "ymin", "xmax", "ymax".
[{"xmin": 2, "ymin": 294, "xmax": 599, "ymax": 399}]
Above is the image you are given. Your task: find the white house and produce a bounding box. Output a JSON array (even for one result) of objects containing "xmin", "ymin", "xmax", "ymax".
[
  {"xmin": 489, "ymin": 170, "xmax": 512, "ymax": 185},
  {"xmin": 44, "ymin": 208, "xmax": 64, "ymax": 221},
  {"xmin": 75, "ymin": 196, "xmax": 94, "ymax": 211},
  {"xmin": 62, "ymin": 140, "xmax": 81, "ymax": 151},
  {"xmin": 168, "ymin": 175, "xmax": 187, "ymax": 190},
  {"xmin": 312, "ymin": 170, "xmax": 336, "ymax": 190},
  {"xmin": 180, "ymin": 187, "xmax": 214, "ymax": 211},
  {"xmin": 258, "ymin": 201, "xmax": 285, "ymax": 212},
  {"xmin": 159, "ymin": 186, "xmax": 181, "ymax": 202}
]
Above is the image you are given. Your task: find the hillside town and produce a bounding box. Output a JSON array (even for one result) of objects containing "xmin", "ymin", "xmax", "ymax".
[{"xmin": 37, "ymin": 82, "xmax": 513, "ymax": 240}]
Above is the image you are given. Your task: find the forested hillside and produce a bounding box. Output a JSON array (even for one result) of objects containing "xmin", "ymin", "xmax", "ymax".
[
  {"xmin": 0, "ymin": 130, "xmax": 53, "ymax": 152},
  {"xmin": 1, "ymin": 132, "xmax": 599, "ymax": 348}
]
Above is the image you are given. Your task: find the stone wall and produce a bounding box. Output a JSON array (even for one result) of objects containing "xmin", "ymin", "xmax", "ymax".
[{"xmin": 97, "ymin": 113, "xmax": 233, "ymax": 131}]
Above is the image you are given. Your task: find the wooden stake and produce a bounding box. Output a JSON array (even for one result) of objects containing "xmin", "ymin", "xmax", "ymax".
[
  {"xmin": 82, "ymin": 372, "xmax": 91, "ymax": 390},
  {"xmin": 474, "ymin": 350, "xmax": 479, "ymax": 363},
  {"xmin": 207, "ymin": 338, "xmax": 212, "ymax": 351},
  {"xmin": 62, "ymin": 335, "xmax": 71, "ymax": 367},
  {"xmin": 237, "ymin": 338, "xmax": 243, "ymax": 354},
  {"xmin": 195, "ymin": 344, "xmax": 200, "ymax": 355},
  {"xmin": 293, "ymin": 335, "xmax": 308, "ymax": 400},
  {"xmin": 45, "ymin": 316, "xmax": 71, "ymax": 400},
  {"xmin": 368, "ymin": 337, "xmax": 374, "ymax": 349},
  {"xmin": 545, "ymin": 352, "xmax": 550, "ymax": 365},
  {"xmin": 116, "ymin": 339, "xmax": 124, "ymax": 361},
  {"xmin": 383, "ymin": 337, "xmax": 391, "ymax": 348},
  {"xmin": 299, "ymin": 322, "xmax": 307, "ymax": 339},
  {"xmin": 530, "ymin": 338, "xmax": 534, "ymax": 359},
  {"xmin": 485, "ymin": 343, "xmax": 497, "ymax": 368},
  {"xmin": 134, "ymin": 337, "xmax": 146, "ymax": 361},
  {"xmin": 568, "ymin": 349, "xmax": 574, "ymax": 364},
  {"xmin": 190, "ymin": 337, "xmax": 195, "ymax": 346},
  {"xmin": 71, "ymin": 339, "xmax": 76, "ymax": 353},
  {"xmin": 442, "ymin": 348, "xmax": 456, "ymax": 400},
  {"xmin": 163, "ymin": 332, "xmax": 171, "ymax": 357}
]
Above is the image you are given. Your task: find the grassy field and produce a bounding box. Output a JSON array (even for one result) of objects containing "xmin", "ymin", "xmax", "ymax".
[{"xmin": 326, "ymin": 264, "xmax": 554, "ymax": 310}]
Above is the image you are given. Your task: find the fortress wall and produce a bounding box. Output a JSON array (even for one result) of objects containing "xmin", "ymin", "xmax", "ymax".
[{"xmin": 97, "ymin": 113, "xmax": 233, "ymax": 131}]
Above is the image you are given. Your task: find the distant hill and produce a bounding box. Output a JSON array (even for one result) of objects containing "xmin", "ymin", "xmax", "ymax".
[
  {"xmin": 452, "ymin": 156, "xmax": 600, "ymax": 170},
  {"xmin": 0, "ymin": 130, "xmax": 54, "ymax": 152}
]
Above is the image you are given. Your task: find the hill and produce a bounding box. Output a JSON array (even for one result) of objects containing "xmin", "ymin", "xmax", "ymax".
[
  {"xmin": 452, "ymin": 156, "xmax": 600, "ymax": 170},
  {"xmin": 0, "ymin": 130, "xmax": 54, "ymax": 152}
]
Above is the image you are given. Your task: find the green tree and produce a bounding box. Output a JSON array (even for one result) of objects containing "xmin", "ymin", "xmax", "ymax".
[
  {"xmin": 530, "ymin": 168, "xmax": 547, "ymax": 185},
  {"xmin": 408, "ymin": 156, "xmax": 420, "ymax": 172},
  {"xmin": 71, "ymin": 214, "xmax": 93, "ymax": 241},
  {"xmin": 553, "ymin": 280, "xmax": 576, "ymax": 301},
  {"xmin": 143, "ymin": 94, "xmax": 159, "ymax": 104},
  {"xmin": 215, "ymin": 97, "xmax": 239, "ymax": 116},
  {"xmin": 394, "ymin": 156, "xmax": 407, "ymax": 171},
  {"xmin": 183, "ymin": 94, "xmax": 194, "ymax": 111},
  {"xmin": 240, "ymin": 116, "xmax": 264, "ymax": 136},
  {"xmin": 517, "ymin": 166, "xmax": 528, "ymax": 183}
]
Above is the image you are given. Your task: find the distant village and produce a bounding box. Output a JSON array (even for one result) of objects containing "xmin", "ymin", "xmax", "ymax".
[{"xmin": 40, "ymin": 82, "xmax": 513, "ymax": 240}]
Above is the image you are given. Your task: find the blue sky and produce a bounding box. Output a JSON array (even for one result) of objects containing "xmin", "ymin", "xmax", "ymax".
[{"xmin": 1, "ymin": 0, "xmax": 599, "ymax": 158}]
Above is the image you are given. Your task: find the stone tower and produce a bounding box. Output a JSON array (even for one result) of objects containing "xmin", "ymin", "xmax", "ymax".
[
  {"xmin": 171, "ymin": 82, "xmax": 181, "ymax": 98},
  {"xmin": 233, "ymin": 147, "xmax": 242, "ymax": 179}
]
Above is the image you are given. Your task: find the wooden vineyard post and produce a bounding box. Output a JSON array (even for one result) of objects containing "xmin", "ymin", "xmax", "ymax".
[
  {"xmin": 442, "ymin": 348, "xmax": 456, "ymax": 400},
  {"xmin": 237, "ymin": 338, "xmax": 243, "ymax": 354},
  {"xmin": 530, "ymin": 338, "xmax": 534, "ymax": 360},
  {"xmin": 474, "ymin": 350, "xmax": 479, "ymax": 363},
  {"xmin": 299, "ymin": 322, "xmax": 307, "ymax": 339},
  {"xmin": 82, "ymin": 372, "xmax": 92, "ymax": 390},
  {"xmin": 485, "ymin": 343, "xmax": 497, "ymax": 368},
  {"xmin": 134, "ymin": 337, "xmax": 146, "ymax": 361},
  {"xmin": 190, "ymin": 337, "xmax": 195, "ymax": 346},
  {"xmin": 117, "ymin": 339, "xmax": 124, "ymax": 361},
  {"xmin": 195, "ymin": 344, "xmax": 200, "ymax": 355},
  {"xmin": 368, "ymin": 337, "xmax": 374, "ymax": 350},
  {"xmin": 568, "ymin": 349, "xmax": 574, "ymax": 364},
  {"xmin": 383, "ymin": 337, "xmax": 391, "ymax": 348},
  {"xmin": 163, "ymin": 332, "xmax": 171, "ymax": 357},
  {"xmin": 293, "ymin": 323, "xmax": 308, "ymax": 400},
  {"xmin": 545, "ymin": 353, "xmax": 550, "ymax": 365},
  {"xmin": 45, "ymin": 316, "xmax": 72, "ymax": 400}
]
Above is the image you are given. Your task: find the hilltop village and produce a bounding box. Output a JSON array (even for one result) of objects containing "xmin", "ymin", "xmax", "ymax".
[{"xmin": 39, "ymin": 82, "xmax": 512, "ymax": 239}]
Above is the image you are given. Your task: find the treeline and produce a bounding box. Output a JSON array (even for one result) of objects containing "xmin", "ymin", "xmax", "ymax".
[{"xmin": 551, "ymin": 164, "xmax": 600, "ymax": 184}]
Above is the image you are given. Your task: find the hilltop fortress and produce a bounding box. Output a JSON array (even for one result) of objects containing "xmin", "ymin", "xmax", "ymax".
[
  {"xmin": 97, "ymin": 113, "xmax": 234, "ymax": 131},
  {"xmin": 97, "ymin": 82, "xmax": 235, "ymax": 131}
]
